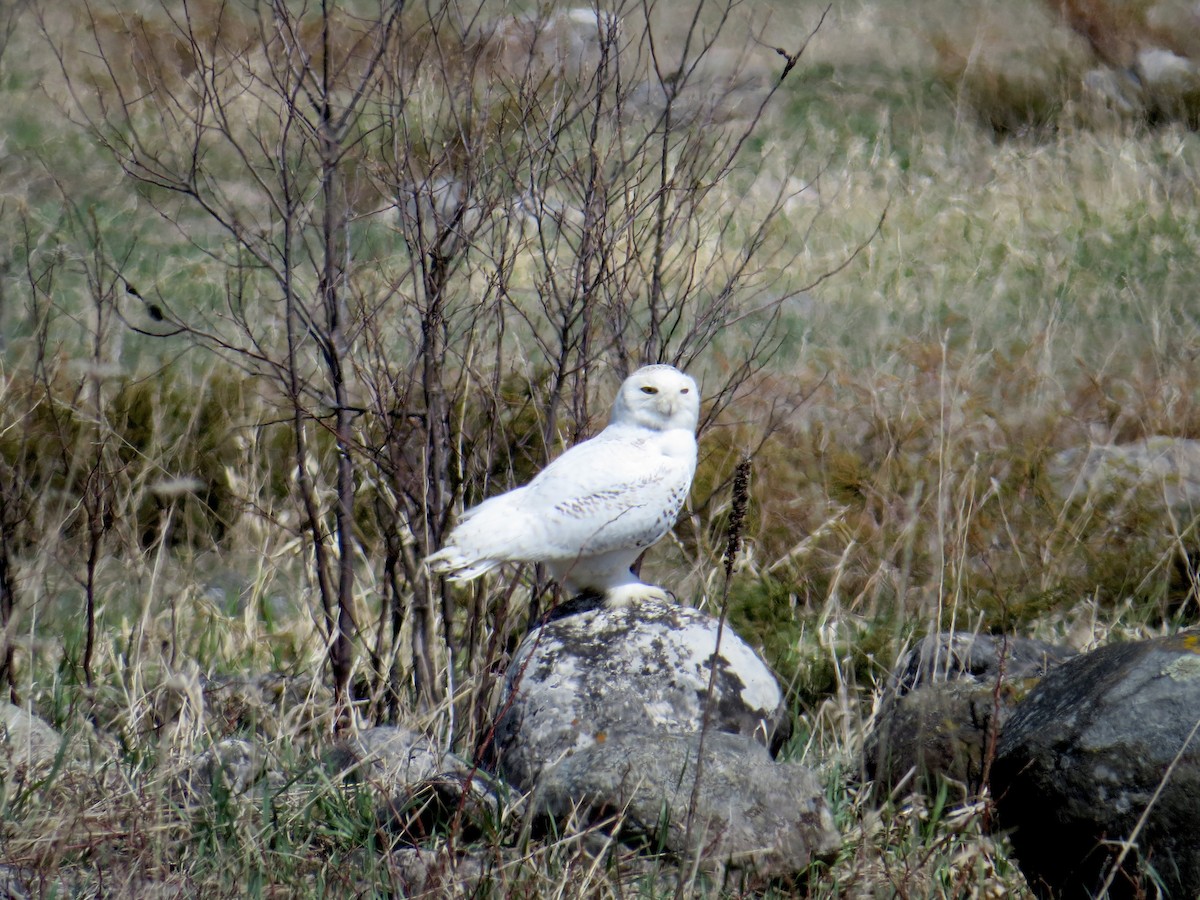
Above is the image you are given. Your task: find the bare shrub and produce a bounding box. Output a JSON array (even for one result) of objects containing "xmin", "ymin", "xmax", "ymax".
[{"xmin": 29, "ymin": 0, "xmax": 865, "ymax": 735}]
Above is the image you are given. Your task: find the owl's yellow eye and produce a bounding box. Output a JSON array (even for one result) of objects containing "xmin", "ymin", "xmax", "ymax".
[
  {"xmin": 680, "ymin": 387, "xmax": 689, "ymax": 394},
  {"xmin": 640, "ymin": 386, "xmax": 658, "ymax": 394}
]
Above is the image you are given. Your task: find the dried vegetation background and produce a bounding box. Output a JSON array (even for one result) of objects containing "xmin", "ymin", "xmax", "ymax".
[{"xmin": 1, "ymin": 0, "xmax": 1199, "ymax": 896}]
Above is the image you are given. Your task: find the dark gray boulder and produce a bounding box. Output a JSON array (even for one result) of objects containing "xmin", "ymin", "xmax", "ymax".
[
  {"xmin": 992, "ymin": 630, "xmax": 1200, "ymax": 899},
  {"xmin": 492, "ymin": 594, "xmax": 788, "ymax": 790},
  {"xmin": 533, "ymin": 730, "xmax": 839, "ymax": 878},
  {"xmin": 863, "ymin": 632, "xmax": 1073, "ymax": 796}
]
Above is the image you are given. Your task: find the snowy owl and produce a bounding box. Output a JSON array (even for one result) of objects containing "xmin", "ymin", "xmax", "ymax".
[{"xmin": 426, "ymin": 364, "xmax": 700, "ymax": 605}]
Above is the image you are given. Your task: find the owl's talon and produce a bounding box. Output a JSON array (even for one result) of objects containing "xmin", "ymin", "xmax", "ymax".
[{"xmin": 605, "ymin": 584, "xmax": 675, "ymax": 608}]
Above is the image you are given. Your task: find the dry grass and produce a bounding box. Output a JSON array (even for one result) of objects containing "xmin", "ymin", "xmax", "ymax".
[{"xmin": 1, "ymin": 0, "xmax": 1199, "ymax": 896}]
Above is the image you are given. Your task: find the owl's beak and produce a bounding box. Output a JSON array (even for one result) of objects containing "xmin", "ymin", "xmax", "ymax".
[{"xmin": 657, "ymin": 396, "xmax": 678, "ymax": 418}]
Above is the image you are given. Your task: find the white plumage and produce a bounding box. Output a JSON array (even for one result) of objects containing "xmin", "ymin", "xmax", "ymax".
[{"xmin": 426, "ymin": 365, "xmax": 700, "ymax": 603}]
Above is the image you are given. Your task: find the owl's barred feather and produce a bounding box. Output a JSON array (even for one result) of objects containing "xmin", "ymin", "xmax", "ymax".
[{"xmin": 425, "ymin": 365, "xmax": 700, "ymax": 599}]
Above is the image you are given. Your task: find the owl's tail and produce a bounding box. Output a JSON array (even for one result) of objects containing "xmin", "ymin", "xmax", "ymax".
[
  {"xmin": 424, "ymin": 492, "xmax": 521, "ymax": 582},
  {"xmin": 424, "ymin": 544, "xmax": 500, "ymax": 583}
]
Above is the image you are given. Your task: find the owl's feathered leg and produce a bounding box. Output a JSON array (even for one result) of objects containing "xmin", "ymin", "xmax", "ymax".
[{"xmin": 550, "ymin": 550, "xmax": 677, "ymax": 608}]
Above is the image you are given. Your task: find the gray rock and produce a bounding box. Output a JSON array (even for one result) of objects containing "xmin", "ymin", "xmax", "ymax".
[
  {"xmin": 992, "ymin": 630, "xmax": 1200, "ymax": 899},
  {"xmin": 333, "ymin": 725, "xmax": 471, "ymax": 788},
  {"xmin": 188, "ymin": 738, "xmax": 264, "ymax": 796},
  {"xmin": 0, "ymin": 702, "xmax": 66, "ymax": 773},
  {"xmin": 169, "ymin": 739, "xmax": 269, "ymax": 808},
  {"xmin": 1051, "ymin": 437, "xmax": 1200, "ymax": 518},
  {"xmin": 493, "ymin": 594, "xmax": 787, "ymax": 789},
  {"xmin": 533, "ymin": 730, "xmax": 839, "ymax": 877},
  {"xmin": 889, "ymin": 632, "xmax": 1074, "ymax": 693},
  {"xmin": 376, "ymin": 770, "xmax": 511, "ymax": 849},
  {"xmin": 1136, "ymin": 47, "xmax": 1200, "ymax": 100},
  {"xmin": 0, "ymin": 866, "xmax": 31, "ymax": 900},
  {"xmin": 863, "ymin": 632, "xmax": 1073, "ymax": 796},
  {"xmin": 332, "ymin": 726, "xmax": 510, "ymax": 847}
]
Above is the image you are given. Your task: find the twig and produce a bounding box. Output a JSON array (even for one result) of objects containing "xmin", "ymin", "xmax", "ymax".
[{"xmin": 676, "ymin": 455, "xmax": 751, "ymax": 897}]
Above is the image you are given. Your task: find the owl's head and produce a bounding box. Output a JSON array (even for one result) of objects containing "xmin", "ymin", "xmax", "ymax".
[{"xmin": 611, "ymin": 365, "xmax": 700, "ymax": 432}]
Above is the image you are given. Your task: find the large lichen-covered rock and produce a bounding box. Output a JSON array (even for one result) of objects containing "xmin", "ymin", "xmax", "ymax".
[
  {"xmin": 862, "ymin": 632, "xmax": 1073, "ymax": 797},
  {"xmin": 493, "ymin": 594, "xmax": 787, "ymax": 790},
  {"xmin": 992, "ymin": 630, "xmax": 1200, "ymax": 899},
  {"xmin": 533, "ymin": 730, "xmax": 839, "ymax": 879}
]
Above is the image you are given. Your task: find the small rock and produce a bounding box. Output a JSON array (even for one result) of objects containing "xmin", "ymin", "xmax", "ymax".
[
  {"xmin": 333, "ymin": 725, "xmax": 471, "ymax": 788},
  {"xmin": 1135, "ymin": 47, "xmax": 1200, "ymax": 119},
  {"xmin": 863, "ymin": 632, "xmax": 1073, "ymax": 796},
  {"xmin": 992, "ymin": 630, "xmax": 1200, "ymax": 899},
  {"xmin": 388, "ymin": 845, "xmax": 491, "ymax": 897},
  {"xmin": 1051, "ymin": 437, "xmax": 1200, "ymax": 517},
  {"xmin": 202, "ymin": 672, "xmax": 333, "ymax": 739},
  {"xmin": 188, "ymin": 738, "xmax": 264, "ymax": 796},
  {"xmin": 332, "ymin": 726, "xmax": 510, "ymax": 847},
  {"xmin": 493, "ymin": 594, "xmax": 788, "ymax": 789},
  {"xmin": 534, "ymin": 730, "xmax": 839, "ymax": 878},
  {"xmin": 0, "ymin": 865, "xmax": 31, "ymax": 900},
  {"xmin": 377, "ymin": 770, "xmax": 509, "ymax": 848},
  {"xmin": 0, "ymin": 703, "xmax": 66, "ymax": 773}
]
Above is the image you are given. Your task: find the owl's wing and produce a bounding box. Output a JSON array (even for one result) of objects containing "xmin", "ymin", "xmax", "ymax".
[{"xmin": 515, "ymin": 432, "xmax": 693, "ymax": 559}]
